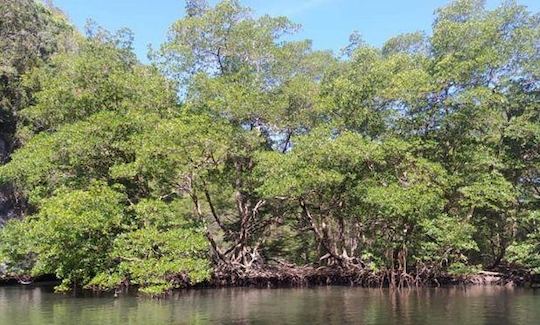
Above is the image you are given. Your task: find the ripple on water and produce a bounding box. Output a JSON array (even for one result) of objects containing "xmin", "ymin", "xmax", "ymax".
[{"xmin": 0, "ymin": 285, "xmax": 538, "ymax": 325}]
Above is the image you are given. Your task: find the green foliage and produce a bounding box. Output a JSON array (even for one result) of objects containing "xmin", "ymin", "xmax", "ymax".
[
  {"xmin": 0, "ymin": 18, "xmax": 208, "ymax": 294},
  {"xmin": 84, "ymin": 200, "xmax": 212, "ymax": 295},
  {"xmin": 417, "ymin": 216, "xmax": 478, "ymax": 273},
  {"xmin": 0, "ymin": 184, "xmax": 125, "ymax": 291},
  {"xmin": 0, "ymin": 29, "xmax": 178, "ymax": 203},
  {"xmin": 113, "ymin": 226, "xmax": 210, "ymax": 293},
  {"xmin": 110, "ymin": 199, "xmax": 211, "ymax": 293},
  {"xmin": 507, "ymin": 211, "xmax": 540, "ymax": 274},
  {"xmin": 1, "ymin": 111, "xmax": 153, "ymax": 203},
  {"xmin": 0, "ymin": 187, "xmax": 211, "ymax": 293},
  {"xmin": 110, "ymin": 113, "xmax": 236, "ymax": 197},
  {"xmin": 0, "ymin": 0, "xmax": 74, "ymax": 140},
  {"xmin": 1, "ymin": 0, "xmax": 539, "ymax": 293},
  {"xmin": 507, "ymin": 241, "xmax": 540, "ymax": 274},
  {"xmin": 157, "ymin": 0, "xmax": 334, "ymax": 151},
  {"xmin": 19, "ymin": 35, "xmax": 176, "ymax": 138},
  {"xmin": 0, "ymin": 218, "xmax": 35, "ymax": 276}
]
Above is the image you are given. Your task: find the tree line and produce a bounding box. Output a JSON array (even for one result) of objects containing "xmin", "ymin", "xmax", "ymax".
[{"xmin": 0, "ymin": 0, "xmax": 538, "ymax": 294}]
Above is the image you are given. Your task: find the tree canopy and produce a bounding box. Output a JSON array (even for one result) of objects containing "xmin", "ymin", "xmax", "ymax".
[{"xmin": 0, "ymin": 0, "xmax": 538, "ymax": 294}]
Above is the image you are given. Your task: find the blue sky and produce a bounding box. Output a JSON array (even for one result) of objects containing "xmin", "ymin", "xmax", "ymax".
[{"xmin": 53, "ymin": 0, "xmax": 540, "ymax": 62}]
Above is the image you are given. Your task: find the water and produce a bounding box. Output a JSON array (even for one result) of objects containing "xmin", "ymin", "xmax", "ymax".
[{"xmin": 0, "ymin": 285, "xmax": 538, "ymax": 324}]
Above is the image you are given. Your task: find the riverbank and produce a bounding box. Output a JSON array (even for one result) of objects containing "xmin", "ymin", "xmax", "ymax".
[
  {"xmin": 2, "ymin": 264, "xmax": 538, "ymax": 292},
  {"xmin": 206, "ymin": 265, "xmax": 538, "ymax": 289}
]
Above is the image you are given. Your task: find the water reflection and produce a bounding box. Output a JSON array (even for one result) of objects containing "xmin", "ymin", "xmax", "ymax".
[{"xmin": 0, "ymin": 285, "xmax": 538, "ymax": 324}]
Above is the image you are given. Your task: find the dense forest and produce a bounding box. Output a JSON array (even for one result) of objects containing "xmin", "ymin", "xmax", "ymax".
[{"xmin": 0, "ymin": 0, "xmax": 538, "ymax": 295}]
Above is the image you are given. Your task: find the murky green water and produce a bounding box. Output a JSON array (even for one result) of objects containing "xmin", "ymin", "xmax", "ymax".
[{"xmin": 0, "ymin": 285, "xmax": 538, "ymax": 324}]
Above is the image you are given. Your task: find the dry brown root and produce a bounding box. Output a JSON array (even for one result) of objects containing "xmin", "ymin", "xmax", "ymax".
[{"xmin": 193, "ymin": 260, "xmax": 531, "ymax": 289}]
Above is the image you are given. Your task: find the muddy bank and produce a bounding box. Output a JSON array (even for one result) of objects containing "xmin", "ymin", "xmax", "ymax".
[
  {"xmin": 0, "ymin": 273, "xmax": 58, "ymax": 286},
  {"xmin": 2, "ymin": 265, "xmax": 538, "ymax": 291},
  {"xmin": 202, "ymin": 265, "xmax": 538, "ymax": 289}
]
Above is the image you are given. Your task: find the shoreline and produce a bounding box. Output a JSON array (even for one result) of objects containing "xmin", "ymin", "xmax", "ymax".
[
  {"xmin": 2, "ymin": 266, "xmax": 538, "ymax": 292},
  {"xmin": 204, "ymin": 266, "xmax": 537, "ymax": 289}
]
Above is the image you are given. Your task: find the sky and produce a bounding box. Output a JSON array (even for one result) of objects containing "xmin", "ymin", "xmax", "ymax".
[{"xmin": 53, "ymin": 0, "xmax": 540, "ymax": 62}]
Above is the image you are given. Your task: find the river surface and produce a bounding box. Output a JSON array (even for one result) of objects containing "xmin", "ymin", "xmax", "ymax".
[{"xmin": 0, "ymin": 285, "xmax": 538, "ymax": 324}]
